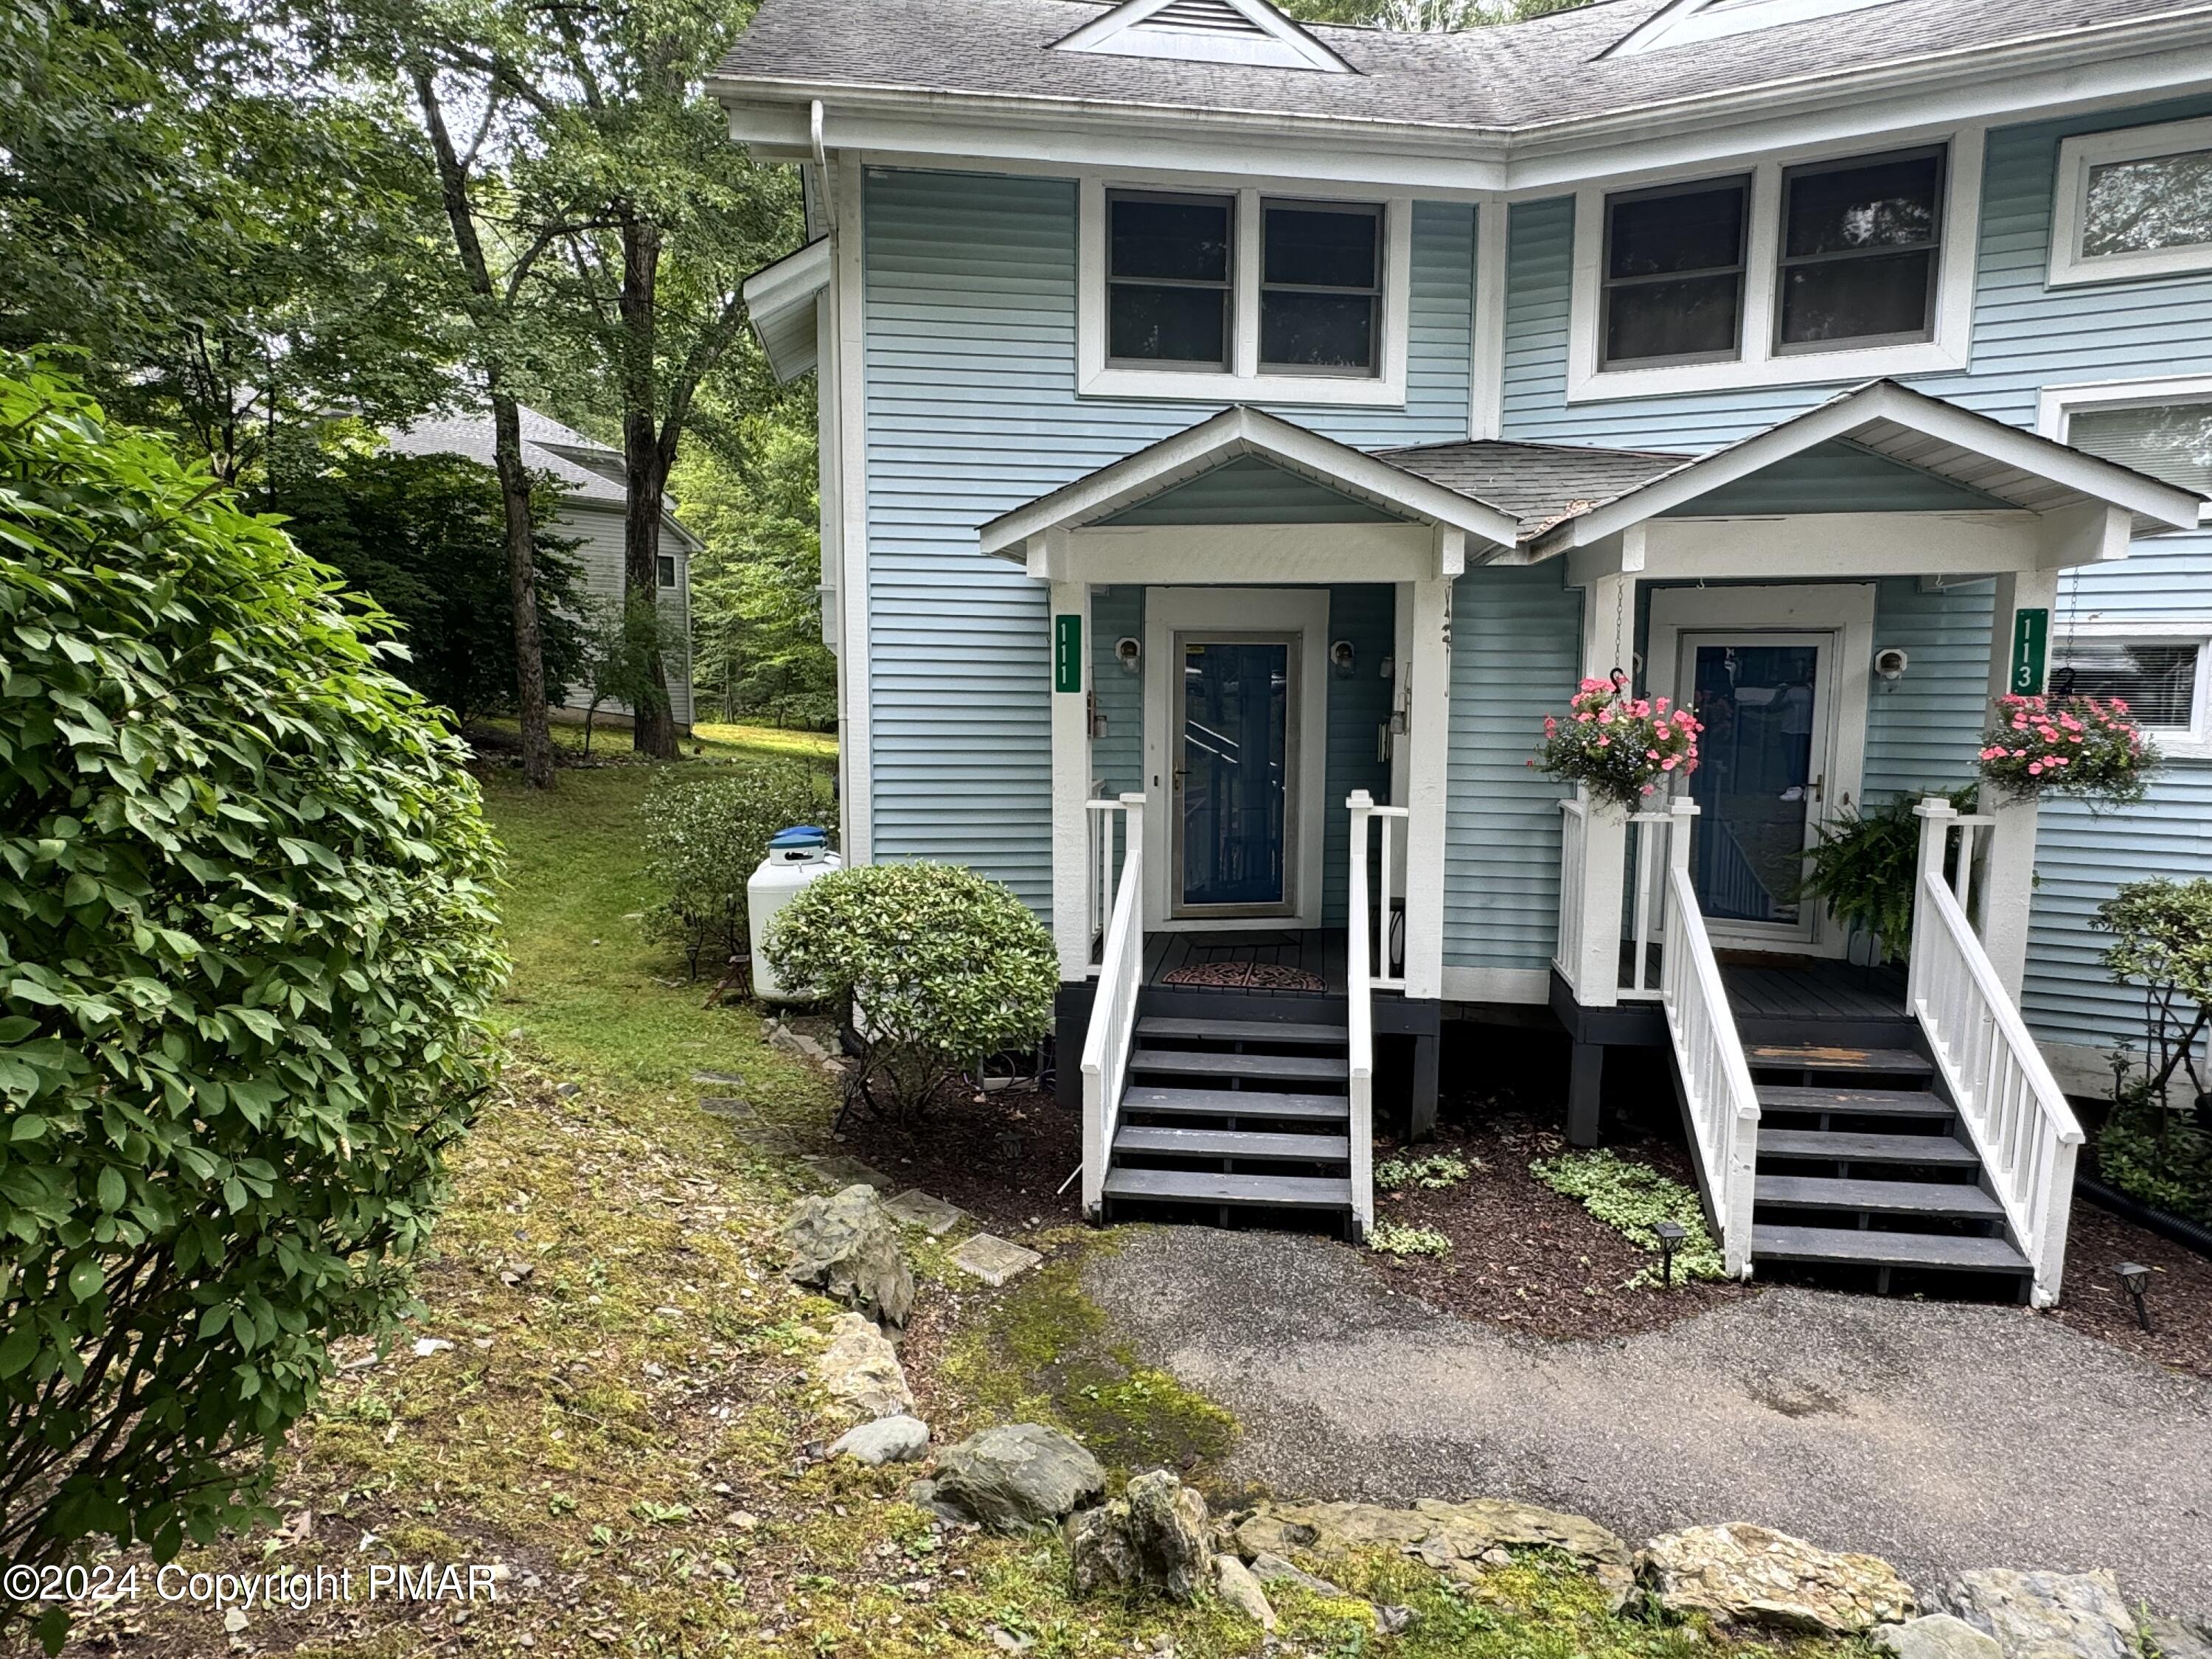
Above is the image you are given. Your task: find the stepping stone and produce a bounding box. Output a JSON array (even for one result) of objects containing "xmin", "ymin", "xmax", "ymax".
[
  {"xmin": 730, "ymin": 1120, "xmax": 807, "ymax": 1155},
  {"xmin": 951, "ymin": 1233, "xmax": 1042, "ymax": 1287},
  {"xmin": 693, "ymin": 1071, "xmax": 745, "ymax": 1086},
  {"xmin": 802, "ymin": 1154, "xmax": 894, "ymax": 1192},
  {"xmin": 882, "ymin": 1189, "xmax": 968, "ymax": 1237},
  {"xmin": 698, "ymin": 1096, "xmax": 752, "ymax": 1119}
]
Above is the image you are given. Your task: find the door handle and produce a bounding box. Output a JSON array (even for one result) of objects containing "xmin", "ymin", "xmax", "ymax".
[{"xmin": 1812, "ymin": 773, "xmax": 1825, "ymax": 804}]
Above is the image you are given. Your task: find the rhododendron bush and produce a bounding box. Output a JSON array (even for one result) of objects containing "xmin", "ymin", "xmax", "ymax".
[
  {"xmin": 1534, "ymin": 678, "xmax": 1703, "ymax": 811},
  {"xmin": 1977, "ymin": 693, "xmax": 2157, "ymax": 807}
]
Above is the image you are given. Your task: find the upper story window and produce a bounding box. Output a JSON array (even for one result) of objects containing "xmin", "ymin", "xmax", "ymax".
[
  {"xmin": 1600, "ymin": 178, "xmax": 1749, "ymax": 368},
  {"xmin": 1775, "ymin": 148, "xmax": 1943, "ymax": 351},
  {"xmin": 1568, "ymin": 131, "xmax": 1980, "ymax": 403},
  {"xmin": 2050, "ymin": 116, "xmax": 2212, "ymax": 287},
  {"xmin": 1079, "ymin": 179, "xmax": 1411, "ymax": 407},
  {"xmin": 657, "ymin": 553, "xmax": 679, "ymax": 588}
]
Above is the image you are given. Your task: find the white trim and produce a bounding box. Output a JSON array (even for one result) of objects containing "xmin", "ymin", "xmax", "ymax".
[
  {"xmin": 1059, "ymin": 523, "xmax": 1439, "ymax": 585},
  {"xmin": 1051, "ymin": 0, "xmax": 1352, "ymax": 75},
  {"xmin": 1565, "ymin": 130, "xmax": 1983, "ymax": 403},
  {"xmin": 831, "ymin": 153, "xmax": 873, "ymax": 865},
  {"xmin": 1469, "ymin": 195, "xmax": 1507, "ymax": 441},
  {"xmin": 2048, "ymin": 114, "xmax": 2212, "ymax": 288},
  {"xmin": 1402, "ymin": 576, "xmax": 1451, "ymax": 1000},
  {"xmin": 1077, "ymin": 180, "xmax": 1413, "ymax": 407},
  {"xmin": 1438, "ymin": 965, "xmax": 1550, "ymax": 1005},
  {"xmin": 742, "ymin": 237, "xmax": 831, "ymax": 383},
  {"xmin": 2037, "ymin": 373, "xmax": 2212, "ymax": 525},
  {"xmin": 2046, "ymin": 616, "xmax": 2212, "ymax": 760},
  {"xmin": 1649, "ymin": 582, "xmax": 1877, "ymax": 959},
  {"xmin": 1051, "ymin": 581, "xmax": 1096, "ymax": 977},
  {"xmin": 1607, "ymin": 0, "xmax": 1909, "ymax": 58},
  {"xmin": 1141, "ymin": 588, "xmax": 1330, "ymax": 930}
]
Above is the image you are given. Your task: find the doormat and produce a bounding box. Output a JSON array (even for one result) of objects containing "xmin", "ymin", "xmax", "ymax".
[{"xmin": 1161, "ymin": 961, "xmax": 1328, "ymax": 992}]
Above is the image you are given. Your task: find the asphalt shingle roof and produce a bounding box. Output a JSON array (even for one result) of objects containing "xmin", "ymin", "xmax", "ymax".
[
  {"xmin": 713, "ymin": 0, "xmax": 2205, "ymax": 133},
  {"xmin": 1374, "ymin": 437, "xmax": 1690, "ymax": 538}
]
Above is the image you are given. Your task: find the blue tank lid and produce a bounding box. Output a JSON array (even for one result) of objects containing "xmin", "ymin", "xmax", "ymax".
[{"xmin": 769, "ymin": 825, "xmax": 829, "ymax": 849}]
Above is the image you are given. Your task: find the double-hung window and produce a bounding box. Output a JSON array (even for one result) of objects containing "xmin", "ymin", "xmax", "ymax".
[
  {"xmin": 1107, "ymin": 190, "xmax": 1235, "ymax": 370},
  {"xmin": 1775, "ymin": 147, "xmax": 1944, "ymax": 351},
  {"xmin": 1259, "ymin": 201, "xmax": 1381, "ymax": 374},
  {"xmin": 1599, "ymin": 177, "xmax": 1750, "ymax": 368},
  {"xmin": 2050, "ymin": 116, "xmax": 2212, "ymax": 286},
  {"xmin": 656, "ymin": 553, "xmax": 679, "ymax": 588}
]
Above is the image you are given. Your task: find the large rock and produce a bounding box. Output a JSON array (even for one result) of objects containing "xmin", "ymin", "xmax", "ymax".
[
  {"xmin": 1875, "ymin": 1614, "xmax": 2003, "ymax": 1659},
  {"xmin": 1940, "ymin": 1569, "xmax": 2138, "ymax": 1659},
  {"xmin": 1068, "ymin": 1472, "xmax": 1212, "ymax": 1601},
  {"xmin": 828, "ymin": 1414, "xmax": 929, "ymax": 1465},
  {"xmin": 813, "ymin": 1312, "xmax": 915, "ymax": 1422},
  {"xmin": 934, "ymin": 1424, "xmax": 1106, "ymax": 1533},
  {"xmin": 2149, "ymin": 1615, "xmax": 2212, "ymax": 1659},
  {"xmin": 782, "ymin": 1185, "xmax": 915, "ymax": 1326},
  {"xmin": 1212, "ymin": 1555, "xmax": 1276, "ymax": 1630},
  {"xmin": 1233, "ymin": 1495, "xmax": 1635, "ymax": 1613},
  {"xmin": 1637, "ymin": 1523, "xmax": 1916, "ymax": 1635}
]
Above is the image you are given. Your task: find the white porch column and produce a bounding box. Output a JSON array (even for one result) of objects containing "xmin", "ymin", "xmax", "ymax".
[
  {"xmin": 1049, "ymin": 579, "xmax": 1093, "ymax": 981},
  {"xmin": 1402, "ymin": 575, "xmax": 1453, "ymax": 1001},
  {"xmin": 1978, "ymin": 568, "xmax": 2058, "ymax": 1000},
  {"xmin": 1567, "ymin": 570, "xmax": 1638, "ymax": 1007}
]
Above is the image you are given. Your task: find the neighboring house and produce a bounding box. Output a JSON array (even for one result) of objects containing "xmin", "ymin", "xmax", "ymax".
[
  {"xmin": 717, "ymin": 0, "xmax": 2212, "ymax": 1303},
  {"xmin": 388, "ymin": 408, "xmax": 703, "ymax": 731}
]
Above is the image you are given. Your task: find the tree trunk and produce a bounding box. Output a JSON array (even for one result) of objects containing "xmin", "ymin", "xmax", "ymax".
[{"xmin": 619, "ymin": 214, "xmax": 678, "ymax": 760}]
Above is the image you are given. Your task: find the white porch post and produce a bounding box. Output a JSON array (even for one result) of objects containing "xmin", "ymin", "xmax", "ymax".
[
  {"xmin": 1568, "ymin": 570, "xmax": 1638, "ymax": 1006},
  {"xmin": 1049, "ymin": 578, "xmax": 1093, "ymax": 981},
  {"xmin": 1978, "ymin": 568, "xmax": 2058, "ymax": 1000},
  {"xmin": 1402, "ymin": 575, "xmax": 1453, "ymax": 1001}
]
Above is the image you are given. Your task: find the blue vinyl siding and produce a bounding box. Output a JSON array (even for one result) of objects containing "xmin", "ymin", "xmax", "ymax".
[
  {"xmin": 1862, "ymin": 578, "xmax": 1994, "ymax": 803},
  {"xmin": 1105, "ymin": 456, "xmax": 1405, "ymax": 524},
  {"xmin": 1091, "ymin": 585, "xmax": 1145, "ymax": 799},
  {"xmin": 1444, "ymin": 563, "xmax": 1582, "ymax": 973},
  {"xmin": 1660, "ymin": 442, "xmax": 2012, "ymax": 517},
  {"xmin": 863, "ymin": 169, "xmax": 1475, "ymax": 911}
]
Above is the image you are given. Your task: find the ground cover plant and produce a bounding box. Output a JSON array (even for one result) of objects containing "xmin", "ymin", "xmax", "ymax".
[
  {"xmin": 1531, "ymin": 1150, "xmax": 1728, "ymax": 1286},
  {"xmin": 0, "ymin": 361, "xmax": 505, "ymax": 1646}
]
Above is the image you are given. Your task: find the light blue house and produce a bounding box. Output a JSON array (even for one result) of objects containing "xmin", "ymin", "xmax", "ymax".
[{"xmin": 717, "ymin": 0, "xmax": 2212, "ymax": 1304}]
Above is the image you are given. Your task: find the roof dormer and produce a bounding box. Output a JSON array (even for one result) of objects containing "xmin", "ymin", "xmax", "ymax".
[
  {"xmin": 1605, "ymin": 0, "xmax": 1909, "ymax": 57},
  {"xmin": 1051, "ymin": 0, "xmax": 1354, "ymax": 74}
]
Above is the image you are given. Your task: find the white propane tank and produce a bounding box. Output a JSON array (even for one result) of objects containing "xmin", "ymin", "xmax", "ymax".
[{"xmin": 748, "ymin": 826, "xmax": 840, "ymax": 1004}]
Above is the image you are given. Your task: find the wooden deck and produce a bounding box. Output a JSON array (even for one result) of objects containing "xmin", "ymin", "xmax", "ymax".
[{"xmin": 1717, "ymin": 953, "xmax": 1907, "ymax": 1023}]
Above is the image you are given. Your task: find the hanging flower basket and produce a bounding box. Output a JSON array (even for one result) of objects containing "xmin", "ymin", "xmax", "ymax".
[
  {"xmin": 1977, "ymin": 693, "xmax": 2158, "ymax": 807},
  {"xmin": 1532, "ymin": 678, "xmax": 1702, "ymax": 813}
]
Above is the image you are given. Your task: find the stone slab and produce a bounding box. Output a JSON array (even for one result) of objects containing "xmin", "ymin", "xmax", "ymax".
[
  {"xmin": 952, "ymin": 1233, "xmax": 1043, "ymax": 1287},
  {"xmin": 692, "ymin": 1071, "xmax": 746, "ymax": 1086},
  {"xmin": 730, "ymin": 1121, "xmax": 807, "ymax": 1154},
  {"xmin": 698, "ymin": 1096, "xmax": 752, "ymax": 1119},
  {"xmin": 883, "ymin": 1188, "xmax": 970, "ymax": 1237},
  {"xmin": 803, "ymin": 1155, "xmax": 894, "ymax": 1192}
]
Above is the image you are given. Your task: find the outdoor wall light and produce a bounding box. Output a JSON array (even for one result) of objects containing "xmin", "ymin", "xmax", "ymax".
[
  {"xmin": 1115, "ymin": 636, "xmax": 1141, "ymax": 674},
  {"xmin": 1653, "ymin": 1220, "xmax": 1688, "ymax": 1288},
  {"xmin": 2115, "ymin": 1260, "xmax": 2154, "ymax": 1331},
  {"xmin": 1331, "ymin": 639, "xmax": 1356, "ymax": 678},
  {"xmin": 1874, "ymin": 646, "xmax": 1910, "ymax": 682}
]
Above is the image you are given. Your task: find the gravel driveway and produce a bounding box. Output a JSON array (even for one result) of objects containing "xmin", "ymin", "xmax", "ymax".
[{"xmin": 1085, "ymin": 1226, "xmax": 2212, "ymax": 1619}]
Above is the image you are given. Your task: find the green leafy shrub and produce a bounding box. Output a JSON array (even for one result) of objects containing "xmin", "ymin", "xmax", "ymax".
[
  {"xmin": 1794, "ymin": 786, "xmax": 1977, "ymax": 963},
  {"xmin": 1367, "ymin": 1221, "xmax": 1452, "ymax": 1259},
  {"xmin": 1529, "ymin": 1150, "xmax": 1725, "ymax": 1286},
  {"xmin": 638, "ymin": 764, "xmax": 835, "ymax": 978},
  {"xmin": 0, "ymin": 357, "xmax": 505, "ymax": 1637},
  {"xmin": 1374, "ymin": 1152, "xmax": 1472, "ymax": 1191},
  {"xmin": 759, "ymin": 863, "xmax": 1057, "ymax": 1116},
  {"xmin": 2094, "ymin": 878, "xmax": 2212, "ymax": 1220}
]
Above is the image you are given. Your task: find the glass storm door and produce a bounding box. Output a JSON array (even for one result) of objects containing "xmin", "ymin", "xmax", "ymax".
[
  {"xmin": 1174, "ymin": 635, "xmax": 1295, "ymax": 916},
  {"xmin": 1677, "ymin": 635, "xmax": 1834, "ymax": 947}
]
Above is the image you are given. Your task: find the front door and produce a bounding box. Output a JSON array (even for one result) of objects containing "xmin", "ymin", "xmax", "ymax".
[
  {"xmin": 1675, "ymin": 633, "xmax": 1835, "ymax": 948},
  {"xmin": 1173, "ymin": 633, "xmax": 1297, "ymax": 917}
]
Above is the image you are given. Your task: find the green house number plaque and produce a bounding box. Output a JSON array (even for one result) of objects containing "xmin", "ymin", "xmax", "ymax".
[
  {"xmin": 1054, "ymin": 613, "xmax": 1082, "ymax": 695},
  {"xmin": 2008, "ymin": 608, "xmax": 2048, "ymax": 696}
]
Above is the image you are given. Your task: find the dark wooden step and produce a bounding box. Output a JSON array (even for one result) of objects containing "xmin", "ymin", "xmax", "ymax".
[
  {"xmin": 1102, "ymin": 1167, "xmax": 1354, "ymax": 1209},
  {"xmin": 1136, "ymin": 1016, "xmax": 1346, "ymax": 1047},
  {"xmin": 1756, "ymin": 1086, "xmax": 1953, "ymax": 1119},
  {"xmin": 1758, "ymin": 1129, "xmax": 1979, "ymax": 1166},
  {"xmin": 1752, "ymin": 1224, "xmax": 2028, "ymax": 1273},
  {"xmin": 1114, "ymin": 1126, "xmax": 1350, "ymax": 1162},
  {"xmin": 1755, "ymin": 1175, "xmax": 2004, "ymax": 1220},
  {"xmin": 1127, "ymin": 1048, "xmax": 1348, "ymax": 1083},
  {"xmin": 1119, "ymin": 1086, "xmax": 1350, "ymax": 1123},
  {"xmin": 1745, "ymin": 1043, "xmax": 1931, "ymax": 1077}
]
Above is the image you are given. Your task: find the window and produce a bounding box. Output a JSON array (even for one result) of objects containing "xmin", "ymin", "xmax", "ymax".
[
  {"xmin": 1107, "ymin": 191, "xmax": 1234, "ymax": 370},
  {"xmin": 1260, "ymin": 201, "xmax": 1380, "ymax": 374},
  {"xmin": 2051, "ymin": 116, "xmax": 2212, "ymax": 286},
  {"xmin": 1600, "ymin": 177, "xmax": 1749, "ymax": 367},
  {"xmin": 2051, "ymin": 639, "xmax": 2202, "ymax": 730},
  {"xmin": 657, "ymin": 553, "xmax": 678, "ymax": 588},
  {"xmin": 1080, "ymin": 181, "xmax": 1409, "ymax": 406},
  {"xmin": 2067, "ymin": 399, "xmax": 2212, "ymax": 496},
  {"xmin": 1775, "ymin": 147, "xmax": 1943, "ymax": 352}
]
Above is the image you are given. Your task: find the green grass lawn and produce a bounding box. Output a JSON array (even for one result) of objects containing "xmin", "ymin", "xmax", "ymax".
[{"xmin": 34, "ymin": 745, "xmax": 1877, "ymax": 1659}]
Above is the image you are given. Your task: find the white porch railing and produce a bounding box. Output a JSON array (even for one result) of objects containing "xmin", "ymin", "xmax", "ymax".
[
  {"xmin": 1345, "ymin": 790, "xmax": 1399, "ymax": 1239},
  {"xmin": 1556, "ymin": 796, "xmax": 1588, "ymax": 989},
  {"xmin": 1557, "ymin": 793, "xmax": 1689, "ymax": 1002},
  {"xmin": 1908, "ymin": 796, "xmax": 2082, "ymax": 1306},
  {"xmin": 1079, "ymin": 794, "xmax": 1144, "ymax": 1221},
  {"xmin": 1654, "ymin": 799, "xmax": 1761, "ymax": 1279},
  {"xmin": 1085, "ymin": 795, "xmax": 1138, "ymax": 956}
]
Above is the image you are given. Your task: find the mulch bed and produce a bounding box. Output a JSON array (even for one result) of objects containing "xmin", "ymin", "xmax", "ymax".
[
  {"xmin": 2043, "ymin": 1197, "xmax": 2212, "ymax": 1377},
  {"xmin": 833, "ymin": 1078, "xmax": 1085, "ymax": 1236},
  {"xmin": 1369, "ymin": 1112, "xmax": 1762, "ymax": 1340}
]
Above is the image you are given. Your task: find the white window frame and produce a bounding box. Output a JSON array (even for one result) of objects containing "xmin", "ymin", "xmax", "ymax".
[
  {"xmin": 1078, "ymin": 178, "xmax": 1412, "ymax": 407},
  {"xmin": 1564, "ymin": 128, "xmax": 1983, "ymax": 404},
  {"xmin": 2037, "ymin": 375, "xmax": 2212, "ymax": 526},
  {"xmin": 2045, "ymin": 618, "xmax": 2212, "ymax": 760},
  {"xmin": 2048, "ymin": 115, "xmax": 2212, "ymax": 288}
]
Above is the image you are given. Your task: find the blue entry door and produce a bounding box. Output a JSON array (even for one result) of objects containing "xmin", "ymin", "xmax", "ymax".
[{"xmin": 1175, "ymin": 635, "xmax": 1295, "ymax": 915}]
